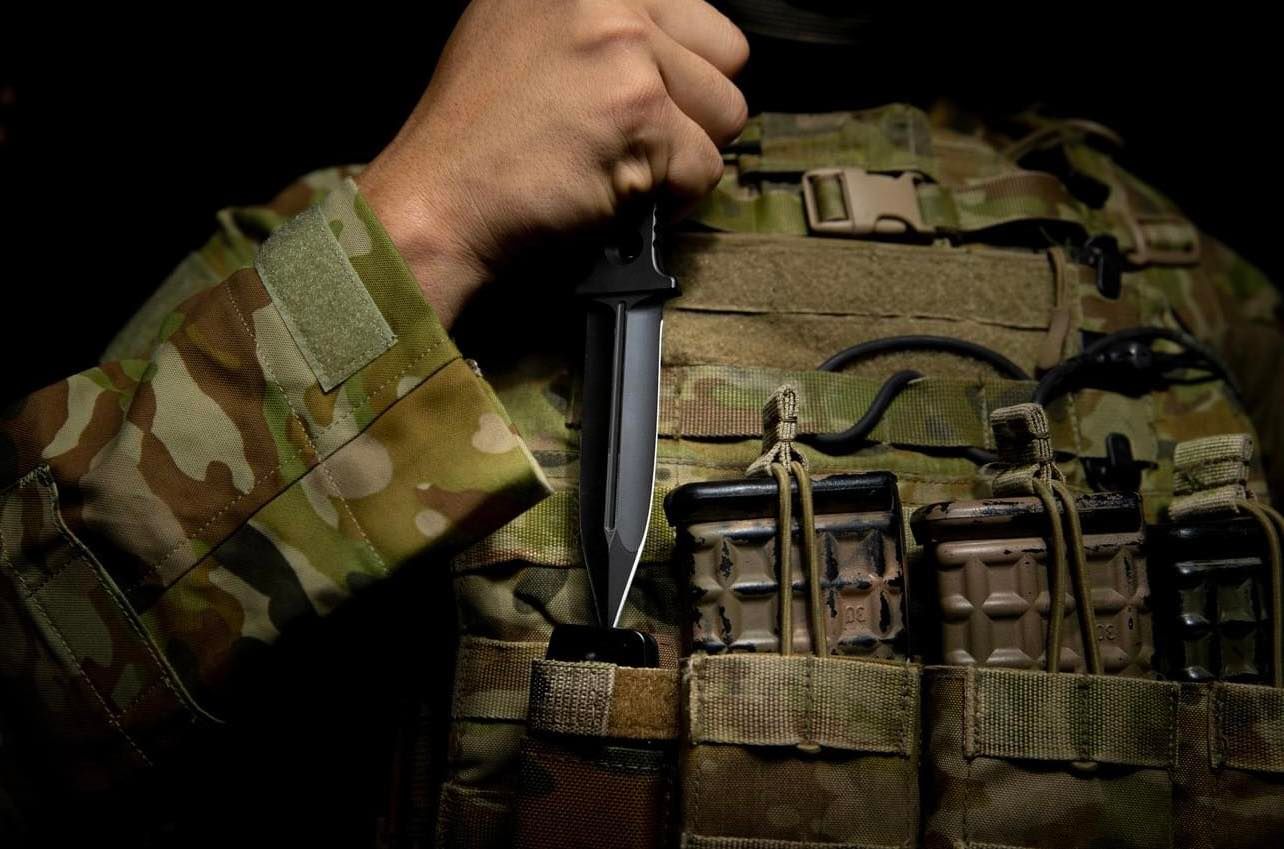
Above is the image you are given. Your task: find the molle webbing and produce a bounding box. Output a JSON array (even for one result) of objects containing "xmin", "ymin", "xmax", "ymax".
[
  {"xmin": 1213, "ymin": 682, "xmax": 1284, "ymax": 771},
  {"xmin": 700, "ymin": 106, "xmax": 1199, "ymax": 266},
  {"xmin": 685, "ymin": 654, "xmax": 918, "ymax": 754},
  {"xmin": 451, "ymin": 637, "xmax": 547, "ymax": 722},
  {"xmin": 526, "ymin": 660, "xmax": 679, "ymax": 741},
  {"xmin": 960, "ymin": 667, "xmax": 1178, "ymax": 768},
  {"xmin": 658, "ymin": 365, "xmax": 1043, "ymax": 450}
]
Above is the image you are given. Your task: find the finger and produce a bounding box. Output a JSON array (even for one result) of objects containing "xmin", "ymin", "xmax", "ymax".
[
  {"xmin": 640, "ymin": 0, "xmax": 749, "ymax": 78},
  {"xmin": 660, "ymin": 104, "xmax": 725, "ymax": 207},
  {"xmin": 650, "ymin": 25, "xmax": 748, "ymax": 146}
]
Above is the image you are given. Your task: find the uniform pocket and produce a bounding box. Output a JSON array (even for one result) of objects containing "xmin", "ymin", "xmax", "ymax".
[
  {"xmin": 0, "ymin": 466, "xmax": 217, "ymax": 797},
  {"xmin": 513, "ymin": 659, "xmax": 680, "ymax": 849},
  {"xmin": 680, "ymin": 653, "xmax": 921, "ymax": 848}
]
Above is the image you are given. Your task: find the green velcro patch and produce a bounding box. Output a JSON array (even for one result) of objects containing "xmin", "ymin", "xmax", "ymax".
[{"xmin": 254, "ymin": 204, "xmax": 396, "ymax": 392}]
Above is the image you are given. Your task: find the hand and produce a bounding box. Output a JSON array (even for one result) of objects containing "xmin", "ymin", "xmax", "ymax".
[{"xmin": 356, "ymin": 0, "xmax": 749, "ymax": 326}]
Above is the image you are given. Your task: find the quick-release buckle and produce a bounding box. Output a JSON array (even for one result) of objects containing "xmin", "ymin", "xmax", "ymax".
[
  {"xmin": 1122, "ymin": 211, "xmax": 1201, "ymax": 268},
  {"xmin": 801, "ymin": 168, "xmax": 927, "ymax": 238}
]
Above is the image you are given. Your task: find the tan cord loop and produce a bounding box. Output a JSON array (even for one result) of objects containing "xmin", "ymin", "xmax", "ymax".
[
  {"xmin": 792, "ymin": 461, "xmax": 827, "ymax": 657},
  {"xmin": 1236, "ymin": 500, "xmax": 1284, "ymax": 688},
  {"xmin": 747, "ymin": 385, "xmax": 808, "ymax": 477},
  {"xmin": 770, "ymin": 462, "xmax": 795, "ymax": 657},
  {"xmin": 1052, "ymin": 480, "xmax": 1104, "ymax": 676},
  {"xmin": 1033, "ymin": 481, "xmax": 1069, "ymax": 674}
]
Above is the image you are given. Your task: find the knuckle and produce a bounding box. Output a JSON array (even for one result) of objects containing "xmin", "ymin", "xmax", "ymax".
[
  {"xmin": 612, "ymin": 158, "xmax": 655, "ymax": 200},
  {"xmin": 582, "ymin": 7, "xmax": 652, "ymax": 50},
  {"xmin": 612, "ymin": 72, "xmax": 668, "ymax": 130}
]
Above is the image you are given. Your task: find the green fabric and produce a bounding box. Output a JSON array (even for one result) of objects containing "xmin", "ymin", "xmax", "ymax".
[
  {"xmin": 1214, "ymin": 682, "xmax": 1284, "ymax": 773},
  {"xmin": 685, "ymin": 654, "xmax": 918, "ymax": 755},
  {"xmin": 254, "ymin": 190, "xmax": 396, "ymax": 391},
  {"xmin": 658, "ymin": 364, "xmax": 1038, "ymax": 450},
  {"xmin": 965, "ymin": 667, "xmax": 1178, "ymax": 768},
  {"xmin": 451, "ymin": 637, "xmax": 547, "ymax": 722}
]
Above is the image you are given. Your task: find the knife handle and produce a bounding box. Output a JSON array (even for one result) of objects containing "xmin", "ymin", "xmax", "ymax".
[{"xmin": 576, "ymin": 204, "xmax": 679, "ymax": 299}]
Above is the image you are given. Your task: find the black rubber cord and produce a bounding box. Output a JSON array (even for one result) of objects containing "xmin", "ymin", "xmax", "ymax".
[
  {"xmin": 817, "ymin": 335, "xmax": 1032, "ymax": 381},
  {"xmin": 808, "ymin": 369, "xmax": 923, "ymax": 454},
  {"xmin": 1033, "ymin": 326, "xmax": 1240, "ymax": 407}
]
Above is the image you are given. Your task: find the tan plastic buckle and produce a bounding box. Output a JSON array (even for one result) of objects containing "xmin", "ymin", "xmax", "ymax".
[
  {"xmin": 1123, "ymin": 211, "xmax": 1202, "ymax": 267},
  {"xmin": 801, "ymin": 168, "xmax": 927, "ymax": 238}
]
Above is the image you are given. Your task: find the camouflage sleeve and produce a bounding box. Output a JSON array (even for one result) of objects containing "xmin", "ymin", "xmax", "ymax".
[{"xmin": 0, "ymin": 178, "xmax": 552, "ymax": 802}]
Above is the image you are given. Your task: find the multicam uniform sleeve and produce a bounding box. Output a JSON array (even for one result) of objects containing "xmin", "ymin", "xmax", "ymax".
[{"xmin": 0, "ymin": 178, "xmax": 552, "ymax": 799}]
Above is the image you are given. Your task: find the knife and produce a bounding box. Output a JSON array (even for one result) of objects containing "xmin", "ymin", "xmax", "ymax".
[{"xmin": 547, "ymin": 205, "xmax": 678, "ymax": 664}]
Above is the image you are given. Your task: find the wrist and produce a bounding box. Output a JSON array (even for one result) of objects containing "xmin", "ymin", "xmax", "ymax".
[{"xmin": 355, "ymin": 162, "xmax": 488, "ymax": 328}]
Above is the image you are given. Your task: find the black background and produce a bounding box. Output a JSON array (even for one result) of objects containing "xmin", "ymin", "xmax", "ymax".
[{"xmin": 2, "ymin": 6, "xmax": 1281, "ymax": 401}]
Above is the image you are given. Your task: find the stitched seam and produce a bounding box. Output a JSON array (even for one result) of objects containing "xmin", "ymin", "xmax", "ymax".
[
  {"xmin": 226, "ymin": 282, "xmax": 387, "ymax": 575},
  {"xmin": 11, "ymin": 470, "xmax": 200, "ymax": 722},
  {"xmin": 0, "ymin": 551, "xmax": 154, "ymax": 768},
  {"xmin": 131, "ymin": 281, "xmax": 436, "ymax": 589},
  {"xmin": 117, "ymin": 675, "xmax": 166, "ymax": 720},
  {"xmin": 21, "ymin": 471, "xmax": 80, "ymax": 596}
]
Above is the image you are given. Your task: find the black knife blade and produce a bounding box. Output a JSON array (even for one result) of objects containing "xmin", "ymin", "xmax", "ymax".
[{"xmin": 576, "ymin": 206, "xmax": 679, "ymax": 627}]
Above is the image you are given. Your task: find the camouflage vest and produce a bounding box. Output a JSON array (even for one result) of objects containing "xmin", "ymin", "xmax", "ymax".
[
  {"xmin": 431, "ymin": 106, "xmax": 1284, "ymax": 849},
  {"xmin": 100, "ymin": 105, "xmax": 1284, "ymax": 848}
]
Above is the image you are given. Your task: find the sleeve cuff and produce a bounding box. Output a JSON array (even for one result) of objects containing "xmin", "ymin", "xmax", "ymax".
[{"xmin": 139, "ymin": 179, "xmax": 551, "ymax": 705}]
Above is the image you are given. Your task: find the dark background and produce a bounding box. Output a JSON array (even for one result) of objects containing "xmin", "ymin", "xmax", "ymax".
[{"xmin": 2, "ymin": 7, "xmax": 1279, "ymax": 400}]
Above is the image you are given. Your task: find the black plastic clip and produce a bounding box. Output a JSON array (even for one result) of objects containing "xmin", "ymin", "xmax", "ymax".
[
  {"xmin": 1082, "ymin": 432, "xmax": 1154, "ymax": 493},
  {"xmin": 1070, "ymin": 234, "xmax": 1123, "ymax": 300}
]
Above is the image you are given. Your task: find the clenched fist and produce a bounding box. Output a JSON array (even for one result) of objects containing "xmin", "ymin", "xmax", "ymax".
[{"xmin": 356, "ymin": 0, "xmax": 749, "ymax": 325}]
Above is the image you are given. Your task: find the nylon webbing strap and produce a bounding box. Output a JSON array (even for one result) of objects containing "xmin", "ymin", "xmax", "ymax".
[
  {"xmin": 660, "ymin": 365, "xmax": 1041, "ymax": 450},
  {"xmin": 1212, "ymin": 682, "xmax": 1284, "ymax": 773},
  {"xmin": 1169, "ymin": 434, "xmax": 1254, "ymax": 520},
  {"xmin": 682, "ymin": 838, "xmax": 897, "ymax": 849},
  {"xmin": 527, "ymin": 660, "xmax": 680, "ymax": 740},
  {"xmin": 704, "ymin": 169, "xmax": 1092, "ymax": 240},
  {"xmin": 918, "ymin": 171, "xmax": 1087, "ymax": 235},
  {"xmin": 965, "ymin": 667, "xmax": 1178, "ymax": 768},
  {"xmin": 452, "ymin": 490, "xmax": 672, "ymax": 572},
  {"xmin": 743, "ymin": 107, "xmax": 940, "ymax": 179},
  {"xmin": 685, "ymin": 654, "xmax": 918, "ymax": 755},
  {"xmin": 451, "ymin": 637, "xmax": 547, "ymax": 721}
]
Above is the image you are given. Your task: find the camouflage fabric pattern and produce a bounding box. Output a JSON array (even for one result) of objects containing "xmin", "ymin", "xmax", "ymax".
[
  {"xmin": 679, "ymin": 654, "xmax": 920, "ymax": 847},
  {"xmin": 3, "ymin": 102, "xmax": 1282, "ymax": 846},
  {"xmin": 435, "ymin": 105, "xmax": 1283, "ymax": 846},
  {"xmin": 922, "ymin": 667, "xmax": 1284, "ymax": 848},
  {"xmin": 0, "ymin": 179, "xmax": 550, "ymax": 805},
  {"xmin": 513, "ymin": 737, "xmax": 670, "ymax": 849}
]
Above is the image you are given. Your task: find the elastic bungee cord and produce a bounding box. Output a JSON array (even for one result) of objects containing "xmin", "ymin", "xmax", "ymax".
[
  {"xmin": 808, "ymin": 335, "xmax": 1031, "ymax": 457},
  {"xmin": 1234, "ymin": 500, "xmax": 1284, "ymax": 688},
  {"xmin": 1033, "ymin": 326, "xmax": 1240, "ymax": 407},
  {"xmin": 808, "ymin": 328, "xmax": 1238, "ymax": 462},
  {"xmin": 1031, "ymin": 479, "xmax": 1104, "ymax": 675}
]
